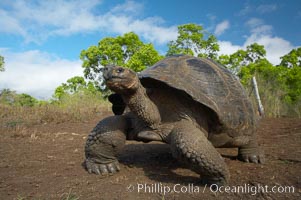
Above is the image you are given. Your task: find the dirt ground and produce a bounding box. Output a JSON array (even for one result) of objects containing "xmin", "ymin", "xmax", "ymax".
[{"xmin": 0, "ymin": 114, "xmax": 300, "ymax": 200}]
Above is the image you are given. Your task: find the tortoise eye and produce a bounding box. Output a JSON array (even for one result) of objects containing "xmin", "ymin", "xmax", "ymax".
[{"xmin": 116, "ymin": 68, "xmax": 124, "ymax": 73}]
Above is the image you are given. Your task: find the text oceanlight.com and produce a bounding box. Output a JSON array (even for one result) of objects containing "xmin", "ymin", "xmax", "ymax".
[{"xmin": 127, "ymin": 183, "xmax": 295, "ymax": 196}]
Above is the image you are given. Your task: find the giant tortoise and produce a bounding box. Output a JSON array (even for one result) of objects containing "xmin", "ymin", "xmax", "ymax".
[{"xmin": 84, "ymin": 55, "xmax": 265, "ymax": 185}]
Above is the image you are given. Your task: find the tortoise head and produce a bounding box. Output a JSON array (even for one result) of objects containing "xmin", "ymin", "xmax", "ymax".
[{"xmin": 102, "ymin": 65, "xmax": 140, "ymax": 94}]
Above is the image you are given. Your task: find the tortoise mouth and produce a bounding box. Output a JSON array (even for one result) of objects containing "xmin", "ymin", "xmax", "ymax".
[
  {"xmin": 105, "ymin": 76, "xmax": 125, "ymax": 82},
  {"xmin": 106, "ymin": 76, "xmax": 135, "ymax": 89}
]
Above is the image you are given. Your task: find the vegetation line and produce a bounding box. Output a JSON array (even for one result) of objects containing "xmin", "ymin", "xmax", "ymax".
[{"xmin": 1, "ymin": 23, "xmax": 300, "ymax": 121}]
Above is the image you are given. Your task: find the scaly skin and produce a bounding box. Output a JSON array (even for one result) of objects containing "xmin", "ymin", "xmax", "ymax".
[
  {"xmin": 169, "ymin": 120, "xmax": 230, "ymax": 185},
  {"xmin": 122, "ymin": 84, "xmax": 161, "ymax": 130},
  {"xmin": 85, "ymin": 115, "xmax": 127, "ymax": 175}
]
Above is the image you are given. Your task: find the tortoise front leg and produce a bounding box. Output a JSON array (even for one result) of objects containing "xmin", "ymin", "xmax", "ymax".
[
  {"xmin": 169, "ymin": 120, "xmax": 230, "ymax": 185},
  {"xmin": 84, "ymin": 115, "xmax": 128, "ymax": 175}
]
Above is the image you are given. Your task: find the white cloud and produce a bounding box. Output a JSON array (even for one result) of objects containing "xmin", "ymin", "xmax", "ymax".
[
  {"xmin": 106, "ymin": 16, "xmax": 177, "ymax": 44},
  {"xmin": 246, "ymin": 18, "xmax": 264, "ymax": 28},
  {"xmin": 214, "ymin": 20, "xmax": 230, "ymax": 36},
  {"xmin": 250, "ymin": 25, "xmax": 273, "ymax": 35},
  {"xmin": 238, "ymin": 4, "xmax": 252, "ymax": 16},
  {"xmin": 0, "ymin": 0, "xmax": 178, "ymax": 99},
  {"xmin": 111, "ymin": 0, "xmax": 143, "ymax": 15},
  {"xmin": 218, "ymin": 18, "xmax": 295, "ymax": 65},
  {"xmin": 206, "ymin": 14, "xmax": 217, "ymax": 22},
  {"xmin": 0, "ymin": 1, "xmax": 296, "ymax": 100},
  {"xmin": 245, "ymin": 18, "xmax": 293, "ymax": 64},
  {"xmin": 245, "ymin": 34, "xmax": 293, "ymax": 65},
  {"xmin": 218, "ymin": 40, "xmax": 293, "ymax": 66},
  {"xmin": 239, "ymin": 3, "xmax": 278, "ymax": 15},
  {"xmin": 0, "ymin": 49, "xmax": 83, "ymax": 99},
  {"xmin": 0, "ymin": 0, "xmax": 177, "ymax": 45},
  {"xmin": 218, "ymin": 41, "xmax": 241, "ymax": 56},
  {"xmin": 218, "ymin": 34, "xmax": 294, "ymax": 65},
  {"xmin": 246, "ymin": 18, "xmax": 272, "ymax": 35},
  {"xmin": 0, "ymin": 10, "xmax": 26, "ymax": 36},
  {"xmin": 256, "ymin": 4, "xmax": 278, "ymax": 14}
]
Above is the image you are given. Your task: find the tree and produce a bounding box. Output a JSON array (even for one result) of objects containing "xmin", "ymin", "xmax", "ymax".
[
  {"xmin": 125, "ymin": 43, "xmax": 163, "ymax": 72},
  {"xmin": 280, "ymin": 47, "xmax": 301, "ymax": 68},
  {"xmin": 245, "ymin": 43, "xmax": 266, "ymax": 63},
  {"xmin": 234, "ymin": 45, "xmax": 301, "ymax": 116},
  {"xmin": 0, "ymin": 89, "xmax": 37, "ymax": 107},
  {"xmin": 18, "ymin": 93, "xmax": 38, "ymax": 107},
  {"xmin": 218, "ymin": 43, "xmax": 267, "ymax": 74},
  {"xmin": 278, "ymin": 48, "xmax": 301, "ymax": 104},
  {"xmin": 53, "ymin": 76, "xmax": 100, "ymax": 100},
  {"xmin": 166, "ymin": 23, "xmax": 219, "ymax": 59},
  {"xmin": 284, "ymin": 66, "xmax": 301, "ymax": 103},
  {"xmin": 217, "ymin": 44, "xmax": 301, "ymax": 117},
  {"xmin": 0, "ymin": 55, "xmax": 4, "ymax": 72},
  {"xmin": 0, "ymin": 89, "xmax": 17, "ymax": 105},
  {"xmin": 80, "ymin": 32, "xmax": 162, "ymax": 84},
  {"xmin": 238, "ymin": 58, "xmax": 275, "ymax": 86}
]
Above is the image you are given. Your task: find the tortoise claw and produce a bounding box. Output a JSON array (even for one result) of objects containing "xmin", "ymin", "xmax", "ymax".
[
  {"xmin": 238, "ymin": 153, "xmax": 265, "ymax": 164},
  {"xmin": 85, "ymin": 159, "xmax": 120, "ymax": 175},
  {"xmin": 107, "ymin": 163, "xmax": 117, "ymax": 173},
  {"xmin": 99, "ymin": 164, "xmax": 109, "ymax": 175},
  {"xmin": 249, "ymin": 155, "xmax": 258, "ymax": 164}
]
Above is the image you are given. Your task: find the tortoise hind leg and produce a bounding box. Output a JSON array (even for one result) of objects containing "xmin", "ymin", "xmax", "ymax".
[
  {"xmin": 169, "ymin": 120, "xmax": 230, "ymax": 185},
  {"xmin": 237, "ymin": 136, "xmax": 265, "ymax": 164},
  {"xmin": 209, "ymin": 132, "xmax": 265, "ymax": 164}
]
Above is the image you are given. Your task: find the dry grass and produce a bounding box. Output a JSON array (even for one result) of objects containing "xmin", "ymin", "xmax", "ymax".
[
  {"xmin": 0, "ymin": 96, "xmax": 111, "ymax": 136},
  {"xmin": 245, "ymin": 77, "xmax": 301, "ymax": 118}
]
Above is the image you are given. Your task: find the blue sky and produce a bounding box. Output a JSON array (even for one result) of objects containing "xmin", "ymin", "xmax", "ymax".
[{"xmin": 0, "ymin": 0, "xmax": 300, "ymax": 99}]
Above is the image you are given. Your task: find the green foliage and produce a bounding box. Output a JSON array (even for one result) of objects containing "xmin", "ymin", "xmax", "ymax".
[
  {"xmin": 0, "ymin": 89, "xmax": 17, "ymax": 105},
  {"xmin": 238, "ymin": 58, "xmax": 273, "ymax": 85},
  {"xmin": 18, "ymin": 93, "xmax": 38, "ymax": 107},
  {"xmin": 278, "ymin": 48, "xmax": 301, "ymax": 110},
  {"xmin": 53, "ymin": 76, "xmax": 101, "ymax": 100},
  {"xmin": 239, "ymin": 60, "xmax": 284, "ymax": 116},
  {"xmin": 282, "ymin": 63, "xmax": 301, "ymax": 104},
  {"xmin": 218, "ymin": 43, "xmax": 266, "ymax": 74},
  {"xmin": 280, "ymin": 47, "xmax": 301, "ymax": 68},
  {"xmin": 166, "ymin": 23, "xmax": 219, "ymax": 59},
  {"xmin": 0, "ymin": 55, "xmax": 4, "ymax": 72},
  {"xmin": 80, "ymin": 32, "xmax": 162, "ymax": 84},
  {"xmin": 217, "ymin": 54, "xmax": 230, "ymax": 66},
  {"xmin": 236, "ymin": 46, "xmax": 301, "ymax": 117},
  {"xmin": 0, "ymin": 89, "xmax": 38, "ymax": 107},
  {"xmin": 245, "ymin": 43, "xmax": 266, "ymax": 62},
  {"xmin": 125, "ymin": 43, "xmax": 164, "ymax": 71}
]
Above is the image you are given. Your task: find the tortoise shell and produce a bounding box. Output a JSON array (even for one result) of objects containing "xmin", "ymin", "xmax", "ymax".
[{"xmin": 139, "ymin": 55, "xmax": 256, "ymax": 136}]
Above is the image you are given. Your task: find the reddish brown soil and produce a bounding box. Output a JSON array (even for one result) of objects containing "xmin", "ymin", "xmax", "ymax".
[{"xmin": 0, "ymin": 116, "xmax": 300, "ymax": 200}]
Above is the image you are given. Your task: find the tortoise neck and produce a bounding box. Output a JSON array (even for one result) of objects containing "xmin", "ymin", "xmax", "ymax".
[{"xmin": 122, "ymin": 83, "xmax": 161, "ymax": 129}]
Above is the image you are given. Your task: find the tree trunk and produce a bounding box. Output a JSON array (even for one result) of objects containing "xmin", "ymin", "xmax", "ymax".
[{"xmin": 252, "ymin": 76, "xmax": 264, "ymax": 116}]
